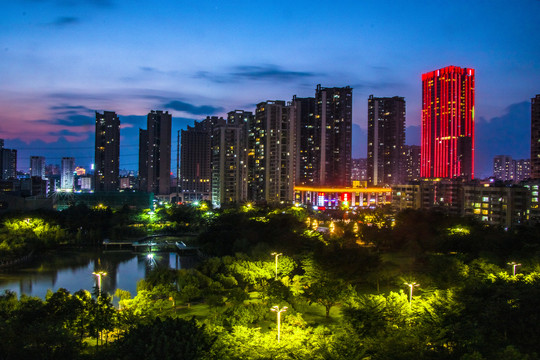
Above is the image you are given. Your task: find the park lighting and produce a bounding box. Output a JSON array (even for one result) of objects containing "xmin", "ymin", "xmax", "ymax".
[
  {"xmin": 270, "ymin": 305, "xmax": 288, "ymax": 342},
  {"xmin": 404, "ymin": 282, "xmax": 419, "ymax": 308},
  {"xmin": 92, "ymin": 271, "xmax": 107, "ymax": 297},
  {"xmin": 271, "ymin": 252, "xmax": 282, "ymax": 280},
  {"xmin": 508, "ymin": 262, "xmax": 521, "ymax": 276}
]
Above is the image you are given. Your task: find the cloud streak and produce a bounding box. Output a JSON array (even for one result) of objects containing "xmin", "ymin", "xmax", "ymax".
[
  {"xmin": 26, "ymin": 0, "xmax": 114, "ymax": 8},
  {"xmin": 195, "ymin": 64, "xmax": 320, "ymax": 84},
  {"xmin": 48, "ymin": 129, "xmax": 82, "ymax": 137},
  {"xmin": 46, "ymin": 16, "xmax": 80, "ymax": 27},
  {"xmin": 36, "ymin": 114, "xmax": 94, "ymax": 127},
  {"xmin": 163, "ymin": 100, "xmax": 224, "ymax": 115}
]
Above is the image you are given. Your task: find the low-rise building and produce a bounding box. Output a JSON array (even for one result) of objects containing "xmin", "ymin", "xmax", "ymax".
[{"xmin": 463, "ymin": 183, "xmax": 529, "ymax": 228}]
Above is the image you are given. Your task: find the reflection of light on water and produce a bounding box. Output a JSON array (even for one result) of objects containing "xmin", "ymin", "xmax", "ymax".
[
  {"xmin": 0, "ymin": 250, "xmax": 197, "ymax": 300},
  {"xmin": 147, "ymin": 253, "xmax": 157, "ymax": 267}
]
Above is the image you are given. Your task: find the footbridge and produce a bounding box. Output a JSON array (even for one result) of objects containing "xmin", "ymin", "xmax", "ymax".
[{"xmin": 103, "ymin": 234, "xmax": 199, "ymax": 254}]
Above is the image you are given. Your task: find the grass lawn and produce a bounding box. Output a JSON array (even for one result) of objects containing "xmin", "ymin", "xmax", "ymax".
[
  {"xmin": 293, "ymin": 302, "xmax": 342, "ymax": 325},
  {"xmin": 171, "ymin": 302, "xmax": 211, "ymax": 320},
  {"xmin": 381, "ymin": 251, "xmax": 416, "ymax": 270}
]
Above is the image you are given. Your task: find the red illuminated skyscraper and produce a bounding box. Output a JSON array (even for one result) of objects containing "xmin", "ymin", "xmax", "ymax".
[{"xmin": 421, "ymin": 66, "xmax": 475, "ymax": 179}]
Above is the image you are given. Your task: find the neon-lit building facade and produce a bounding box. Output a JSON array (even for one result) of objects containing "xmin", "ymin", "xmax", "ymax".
[
  {"xmin": 294, "ymin": 186, "xmax": 391, "ymax": 209},
  {"xmin": 531, "ymin": 95, "xmax": 540, "ymax": 179},
  {"xmin": 421, "ymin": 66, "xmax": 475, "ymax": 179}
]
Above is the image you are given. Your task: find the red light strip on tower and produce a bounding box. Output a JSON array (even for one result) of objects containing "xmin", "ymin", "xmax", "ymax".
[{"xmin": 421, "ymin": 66, "xmax": 475, "ymax": 179}]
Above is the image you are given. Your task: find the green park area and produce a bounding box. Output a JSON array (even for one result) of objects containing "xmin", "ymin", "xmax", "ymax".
[{"xmin": 1, "ymin": 203, "xmax": 540, "ymax": 359}]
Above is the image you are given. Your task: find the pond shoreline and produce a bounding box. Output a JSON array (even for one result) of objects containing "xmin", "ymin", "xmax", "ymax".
[
  {"xmin": 0, "ymin": 248, "xmax": 199, "ymax": 299},
  {"xmin": 0, "ymin": 250, "xmax": 35, "ymax": 270}
]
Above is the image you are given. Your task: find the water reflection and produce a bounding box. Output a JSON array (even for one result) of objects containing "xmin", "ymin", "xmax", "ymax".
[{"xmin": 0, "ymin": 250, "xmax": 197, "ymax": 298}]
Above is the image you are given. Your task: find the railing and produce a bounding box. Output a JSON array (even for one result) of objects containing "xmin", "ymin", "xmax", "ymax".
[{"xmin": 0, "ymin": 250, "xmax": 35, "ymax": 269}]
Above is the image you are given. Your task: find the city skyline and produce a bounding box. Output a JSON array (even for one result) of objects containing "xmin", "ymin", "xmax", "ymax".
[{"xmin": 2, "ymin": 1, "xmax": 540, "ymax": 178}]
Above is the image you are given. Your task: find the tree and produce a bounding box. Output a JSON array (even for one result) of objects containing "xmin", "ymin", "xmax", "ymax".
[
  {"xmin": 72, "ymin": 289, "xmax": 94, "ymax": 342},
  {"xmin": 305, "ymin": 278, "xmax": 347, "ymax": 318},
  {"xmin": 114, "ymin": 288, "xmax": 132, "ymax": 310},
  {"xmin": 114, "ymin": 317, "xmax": 215, "ymax": 360},
  {"xmin": 0, "ymin": 291, "xmax": 81, "ymax": 359},
  {"xmin": 90, "ymin": 295, "xmax": 116, "ymax": 346},
  {"xmin": 302, "ymin": 256, "xmax": 348, "ymax": 318}
]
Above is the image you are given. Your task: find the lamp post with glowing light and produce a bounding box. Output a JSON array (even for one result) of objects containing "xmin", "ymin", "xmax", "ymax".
[
  {"xmin": 508, "ymin": 262, "xmax": 521, "ymax": 276},
  {"xmin": 404, "ymin": 282, "xmax": 419, "ymax": 308},
  {"xmin": 93, "ymin": 271, "xmax": 107, "ymax": 297},
  {"xmin": 270, "ymin": 305, "xmax": 287, "ymax": 342},
  {"xmin": 271, "ymin": 252, "xmax": 282, "ymax": 280}
]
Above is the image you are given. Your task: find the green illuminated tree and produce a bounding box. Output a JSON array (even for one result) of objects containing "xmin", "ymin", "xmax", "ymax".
[{"xmin": 301, "ymin": 256, "xmax": 348, "ymax": 318}]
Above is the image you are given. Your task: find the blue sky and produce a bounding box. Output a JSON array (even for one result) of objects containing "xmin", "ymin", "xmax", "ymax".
[{"xmin": 1, "ymin": 0, "xmax": 539, "ymax": 177}]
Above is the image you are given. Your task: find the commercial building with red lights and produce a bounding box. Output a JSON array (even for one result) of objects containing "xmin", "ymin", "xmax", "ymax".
[
  {"xmin": 421, "ymin": 66, "xmax": 475, "ymax": 180},
  {"xmin": 294, "ymin": 186, "xmax": 391, "ymax": 209}
]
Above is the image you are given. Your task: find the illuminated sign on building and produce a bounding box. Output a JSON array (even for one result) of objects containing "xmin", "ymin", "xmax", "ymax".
[{"xmin": 317, "ymin": 192, "xmax": 325, "ymax": 206}]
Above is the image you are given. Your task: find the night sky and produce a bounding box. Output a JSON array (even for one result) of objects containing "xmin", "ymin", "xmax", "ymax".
[{"xmin": 1, "ymin": 0, "xmax": 539, "ymax": 178}]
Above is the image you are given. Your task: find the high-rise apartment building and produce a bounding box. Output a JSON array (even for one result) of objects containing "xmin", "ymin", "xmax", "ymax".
[
  {"xmin": 139, "ymin": 110, "xmax": 171, "ymax": 195},
  {"xmin": 493, "ymin": 155, "xmax": 531, "ymax": 183},
  {"xmin": 94, "ymin": 111, "xmax": 120, "ymax": 192},
  {"xmin": 531, "ymin": 95, "xmax": 540, "ymax": 179},
  {"xmin": 249, "ymin": 101, "xmax": 295, "ymax": 203},
  {"xmin": 403, "ymin": 145, "xmax": 421, "ymax": 181},
  {"xmin": 351, "ymin": 158, "xmax": 368, "ymax": 182},
  {"xmin": 0, "ymin": 140, "xmax": 17, "ymax": 180},
  {"xmin": 493, "ymin": 155, "xmax": 514, "ymax": 181},
  {"xmin": 61, "ymin": 157, "xmax": 75, "ymax": 190},
  {"xmin": 515, "ymin": 159, "xmax": 530, "ymax": 182},
  {"xmin": 211, "ymin": 114, "xmax": 248, "ymax": 207},
  {"xmin": 180, "ymin": 116, "xmax": 224, "ymax": 202},
  {"xmin": 315, "ymin": 85, "xmax": 352, "ymax": 187},
  {"xmin": 30, "ymin": 156, "xmax": 45, "ymax": 179},
  {"xmin": 421, "ymin": 66, "xmax": 475, "ymax": 179},
  {"xmin": 367, "ymin": 95, "xmax": 406, "ymax": 185},
  {"xmin": 138, "ymin": 129, "xmax": 149, "ymax": 191},
  {"xmin": 291, "ymin": 96, "xmax": 317, "ymax": 186}
]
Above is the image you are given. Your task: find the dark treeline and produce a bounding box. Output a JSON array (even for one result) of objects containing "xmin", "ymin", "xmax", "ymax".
[{"xmin": 0, "ymin": 203, "xmax": 205, "ymax": 260}]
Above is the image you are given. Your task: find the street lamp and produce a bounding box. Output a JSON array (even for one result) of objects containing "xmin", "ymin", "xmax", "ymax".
[
  {"xmin": 92, "ymin": 271, "xmax": 107, "ymax": 297},
  {"xmin": 508, "ymin": 261, "xmax": 521, "ymax": 276},
  {"xmin": 404, "ymin": 282, "xmax": 419, "ymax": 308},
  {"xmin": 270, "ymin": 305, "xmax": 288, "ymax": 342},
  {"xmin": 271, "ymin": 252, "xmax": 282, "ymax": 280}
]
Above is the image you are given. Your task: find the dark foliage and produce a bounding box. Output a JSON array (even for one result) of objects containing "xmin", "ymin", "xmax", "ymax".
[{"xmin": 112, "ymin": 317, "xmax": 215, "ymax": 360}]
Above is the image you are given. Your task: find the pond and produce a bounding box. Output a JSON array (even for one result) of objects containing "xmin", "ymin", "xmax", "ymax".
[{"xmin": 0, "ymin": 249, "xmax": 199, "ymax": 299}]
